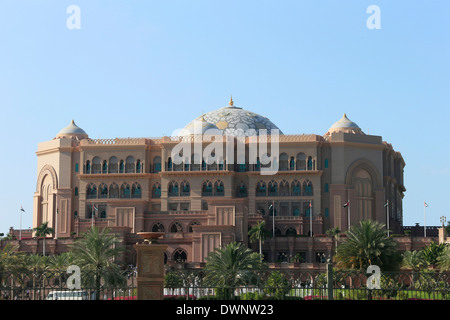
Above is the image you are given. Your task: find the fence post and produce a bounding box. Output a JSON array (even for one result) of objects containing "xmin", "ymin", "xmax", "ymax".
[
  {"xmin": 134, "ymin": 232, "xmax": 167, "ymax": 300},
  {"xmin": 326, "ymin": 258, "xmax": 333, "ymax": 300}
]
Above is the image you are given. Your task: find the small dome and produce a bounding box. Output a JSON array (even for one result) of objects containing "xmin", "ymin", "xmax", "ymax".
[
  {"xmin": 56, "ymin": 120, "xmax": 88, "ymax": 139},
  {"xmin": 179, "ymin": 97, "xmax": 283, "ymax": 137},
  {"xmin": 178, "ymin": 115, "xmax": 220, "ymax": 136},
  {"xmin": 325, "ymin": 114, "xmax": 364, "ymax": 137}
]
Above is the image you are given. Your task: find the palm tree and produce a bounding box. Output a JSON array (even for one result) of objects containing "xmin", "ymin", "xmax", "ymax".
[
  {"xmin": 204, "ymin": 242, "xmax": 266, "ymax": 299},
  {"xmin": 437, "ymin": 246, "xmax": 450, "ymax": 271},
  {"xmin": 401, "ymin": 250, "xmax": 427, "ymax": 271},
  {"xmin": 70, "ymin": 226, "xmax": 125, "ymax": 300},
  {"xmin": 33, "ymin": 222, "xmax": 55, "ymax": 256},
  {"xmin": 326, "ymin": 226, "xmax": 341, "ymax": 255},
  {"xmin": 421, "ymin": 241, "xmax": 446, "ymax": 268},
  {"xmin": 49, "ymin": 252, "xmax": 74, "ymax": 287},
  {"xmin": 248, "ymin": 221, "xmax": 271, "ymax": 256},
  {"xmin": 334, "ymin": 220, "xmax": 401, "ymax": 271}
]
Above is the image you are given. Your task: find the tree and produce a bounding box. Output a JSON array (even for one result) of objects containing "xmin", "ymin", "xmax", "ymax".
[
  {"xmin": 264, "ymin": 271, "xmax": 290, "ymax": 300},
  {"xmin": 437, "ymin": 246, "xmax": 450, "ymax": 271},
  {"xmin": 401, "ymin": 250, "xmax": 427, "ymax": 271},
  {"xmin": 248, "ymin": 221, "xmax": 271, "ymax": 256},
  {"xmin": 33, "ymin": 222, "xmax": 55, "ymax": 256},
  {"xmin": 421, "ymin": 241, "xmax": 446, "ymax": 268},
  {"xmin": 70, "ymin": 227, "xmax": 125, "ymax": 300},
  {"xmin": 334, "ymin": 220, "xmax": 401, "ymax": 271},
  {"xmin": 204, "ymin": 242, "xmax": 266, "ymax": 299}
]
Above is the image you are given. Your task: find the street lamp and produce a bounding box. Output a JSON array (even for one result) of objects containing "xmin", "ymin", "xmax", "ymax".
[{"xmin": 440, "ymin": 216, "xmax": 447, "ymax": 227}]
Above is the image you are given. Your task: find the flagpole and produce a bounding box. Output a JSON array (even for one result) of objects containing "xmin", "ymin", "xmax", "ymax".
[
  {"xmin": 20, "ymin": 208, "xmax": 22, "ymax": 241},
  {"xmin": 424, "ymin": 202, "xmax": 427, "ymax": 238},
  {"xmin": 348, "ymin": 200, "xmax": 350, "ymax": 231},
  {"xmin": 55, "ymin": 206, "xmax": 58, "ymax": 239},
  {"xmin": 386, "ymin": 200, "xmax": 390, "ymax": 237},
  {"xmin": 272, "ymin": 200, "xmax": 275, "ymax": 239},
  {"xmin": 310, "ymin": 200, "xmax": 313, "ymax": 237}
]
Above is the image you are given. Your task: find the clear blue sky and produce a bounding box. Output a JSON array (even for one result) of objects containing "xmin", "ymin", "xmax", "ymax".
[{"xmin": 0, "ymin": 1, "xmax": 448, "ymax": 235}]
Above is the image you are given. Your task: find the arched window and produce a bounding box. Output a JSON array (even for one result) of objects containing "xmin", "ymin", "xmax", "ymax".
[
  {"xmin": 202, "ymin": 159, "xmax": 206, "ymax": 171},
  {"xmin": 236, "ymin": 182, "xmax": 247, "ymax": 198},
  {"xmin": 99, "ymin": 183, "xmax": 108, "ymax": 199},
  {"xmin": 74, "ymin": 187, "xmax": 78, "ymax": 197},
  {"xmin": 170, "ymin": 222, "xmax": 183, "ymax": 233},
  {"xmin": 75, "ymin": 163, "xmax": 79, "ymax": 173},
  {"xmin": 279, "ymin": 153, "xmax": 289, "ymax": 171},
  {"xmin": 92, "ymin": 157, "xmax": 101, "ymax": 174},
  {"xmin": 168, "ymin": 181, "xmax": 179, "ymax": 197},
  {"xmin": 268, "ymin": 180, "xmax": 278, "ymax": 197},
  {"xmin": 214, "ymin": 180, "xmax": 224, "ymax": 196},
  {"xmin": 152, "ymin": 183, "xmax": 161, "ymax": 198},
  {"xmin": 307, "ymin": 156, "xmax": 313, "ymax": 170},
  {"xmin": 167, "ymin": 157, "xmax": 173, "ymax": 171},
  {"xmin": 256, "ymin": 181, "xmax": 266, "ymax": 197},
  {"xmin": 207, "ymin": 151, "xmax": 217, "ymax": 171},
  {"xmin": 85, "ymin": 160, "xmax": 91, "ymax": 174},
  {"xmin": 354, "ymin": 169, "xmax": 374, "ymax": 221},
  {"xmin": 286, "ymin": 227, "xmax": 297, "ymax": 236},
  {"xmin": 291, "ymin": 180, "xmax": 301, "ymax": 196},
  {"xmin": 202, "ymin": 180, "xmax": 213, "ymax": 196},
  {"xmin": 120, "ymin": 183, "xmax": 131, "ymax": 198},
  {"xmin": 324, "ymin": 158, "xmax": 329, "ymax": 169},
  {"xmin": 131, "ymin": 183, "xmax": 142, "ymax": 198},
  {"xmin": 109, "ymin": 183, "xmax": 119, "ymax": 198},
  {"xmin": 289, "ymin": 157, "xmax": 295, "ymax": 170},
  {"xmin": 173, "ymin": 249, "xmax": 187, "ymax": 262},
  {"xmin": 153, "ymin": 156, "xmax": 161, "ymax": 173},
  {"xmin": 218, "ymin": 156, "xmax": 224, "ymax": 171},
  {"xmin": 136, "ymin": 160, "xmax": 142, "ymax": 173},
  {"xmin": 86, "ymin": 183, "xmax": 97, "ymax": 199},
  {"xmin": 303, "ymin": 180, "xmax": 313, "ymax": 196},
  {"xmin": 152, "ymin": 222, "xmax": 165, "ymax": 232},
  {"xmin": 184, "ymin": 156, "xmax": 190, "ymax": 171},
  {"xmin": 188, "ymin": 221, "xmax": 201, "ymax": 232},
  {"xmin": 119, "ymin": 160, "xmax": 124, "ymax": 173},
  {"xmin": 180, "ymin": 181, "xmax": 190, "ymax": 196},
  {"xmin": 125, "ymin": 156, "xmax": 135, "ymax": 173},
  {"xmin": 279, "ymin": 180, "xmax": 289, "ymax": 196},
  {"xmin": 102, "ymin": 160, "xmax": 108, "ymax": 174},
  {"xmin": 109, "ymin": 156, "xmax": 118, "ymax": 173},
  {"xmin": 173, "ymin": 153, "xmax": 183, "ymax": 171},
  {"xmin": 191, "ymin": 154, "xmax": 200, "ymax": 171},
  {"xmin": 296, "ymin": 153, "xmax": 306, "ymax": 170}
]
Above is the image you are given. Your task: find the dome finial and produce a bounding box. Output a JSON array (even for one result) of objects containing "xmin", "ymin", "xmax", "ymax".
[{"xmin": 229, "ymin": 95, "xmax": 234, "ymax": 106}]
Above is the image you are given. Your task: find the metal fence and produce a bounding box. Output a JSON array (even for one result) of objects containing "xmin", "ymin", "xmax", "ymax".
[
  {"xmin": 163, "ymin": 268, "xmax": 450, "ymax": 301},
  {"xmin": 2, "ymin": 267, "xmax": 450, "ymax": 300},
  {"xmin": 0, "ymin": 268, "xmax": 137, "ymax": 300}
]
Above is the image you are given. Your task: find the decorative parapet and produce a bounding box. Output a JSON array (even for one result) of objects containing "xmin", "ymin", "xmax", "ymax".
[
  {"xmin": 79, "ymin": 137, "xmax": 165, "ymax": 146},
  {"xmin": 78, "ymin": 134, "xmax": 324, "ymax": 147},
  {"xmin": 147, "ymin": 210, "xmax": 208, "ymax": 215},
  {"xmin": 80, "ymin": 138, "xmax": 149, "ymax": 146}
]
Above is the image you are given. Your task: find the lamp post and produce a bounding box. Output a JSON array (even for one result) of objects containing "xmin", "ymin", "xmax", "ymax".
[{"xmin": 441, "ymin": 216, "xmax": 446, "ymax": 227}]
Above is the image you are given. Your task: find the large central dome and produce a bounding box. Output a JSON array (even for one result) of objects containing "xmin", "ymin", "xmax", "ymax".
[{"xmin": 179, "ymin": 97, "xmax": 283, "ymax": 136}]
